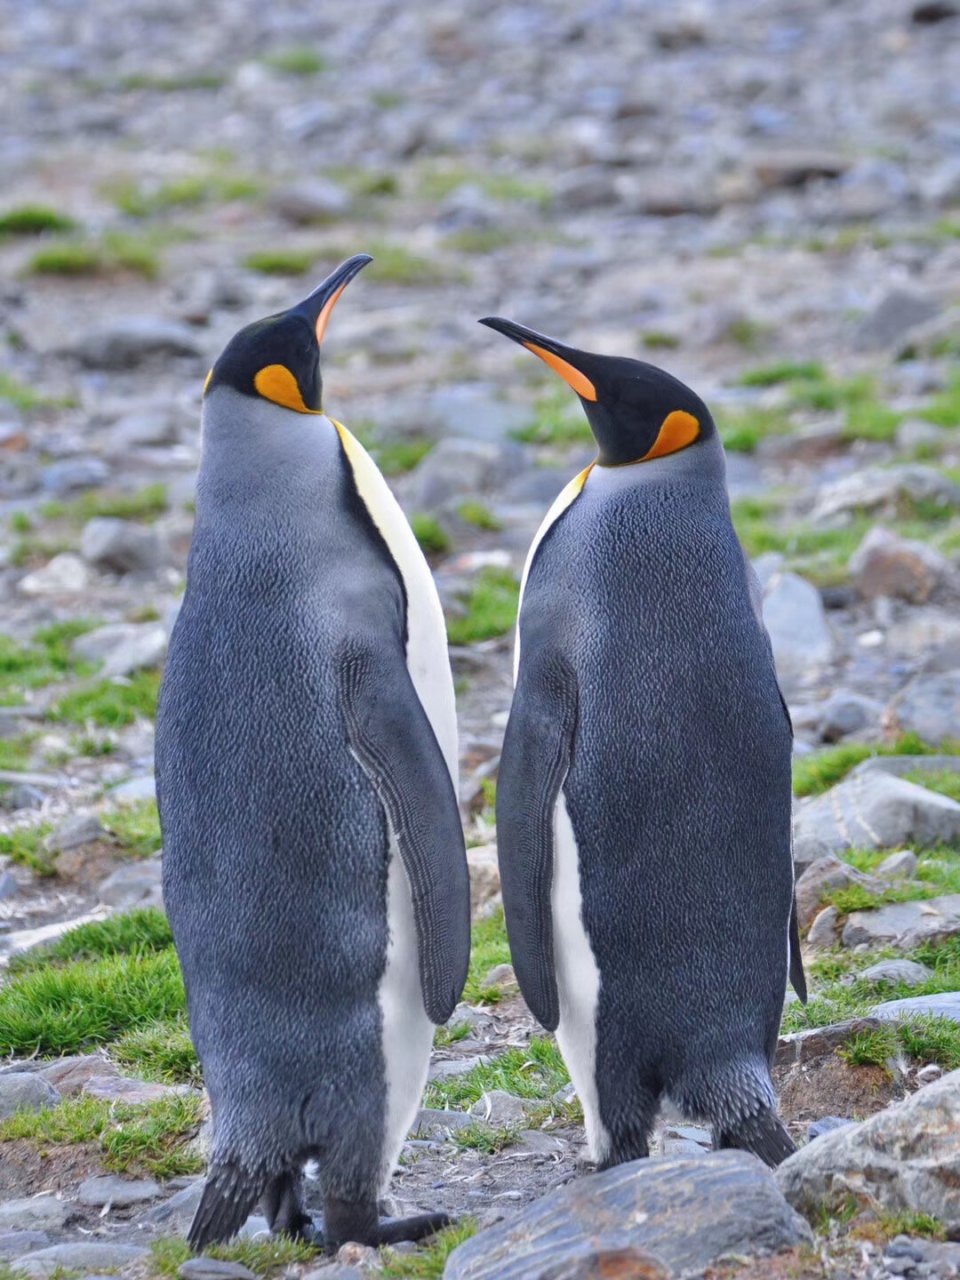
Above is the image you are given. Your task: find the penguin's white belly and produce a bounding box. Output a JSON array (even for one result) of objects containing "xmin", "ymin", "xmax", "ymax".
[
  {"xmin": 378, "ymin": 830, "xmax": 435, "ymax": 1185},
  {"xmin": 551, "ymin": 793, "xmax": 611, "ymax": 1164}
]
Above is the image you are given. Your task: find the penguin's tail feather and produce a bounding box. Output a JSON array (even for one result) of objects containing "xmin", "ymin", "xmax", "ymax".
[
  {"xmin": 188, "ymin": 1163, "xmax": 264, "ymax": 1249},
  {"xmin": 717, "ymin": 1106, "xmax": 796, "ymax": 1168}
]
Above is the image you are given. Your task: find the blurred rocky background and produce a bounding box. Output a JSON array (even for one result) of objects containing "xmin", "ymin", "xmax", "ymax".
[{"xmin": 1, "ymin": 0, "xmax": 960, "ymax": 1277}]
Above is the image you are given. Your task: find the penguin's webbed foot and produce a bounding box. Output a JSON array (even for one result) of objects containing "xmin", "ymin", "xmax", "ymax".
[{"xmin": 318, "ymin": 1197, "xmax": 452, "ymax": 1253}]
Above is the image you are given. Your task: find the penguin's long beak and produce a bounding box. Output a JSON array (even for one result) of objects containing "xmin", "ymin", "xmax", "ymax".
[
  {"xmin": 295, "ymin": 254, "xmax": 373, "ymax": 345},
  {"xmin": 479, "ymin": 316, "xmax": 598, "ymax": 402}
]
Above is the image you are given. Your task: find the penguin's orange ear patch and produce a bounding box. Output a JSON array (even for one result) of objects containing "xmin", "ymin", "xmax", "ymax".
[
  {"xmin": 640, "ymin": 409, "xmax": 700, "ymax": 461},
  {"xmin": 253, "ymin": 364, "xmax": 312, "ymax": 414},
  {"xmin": 523, "ymin": 343, "xmax": 598, "ymax": 402}
]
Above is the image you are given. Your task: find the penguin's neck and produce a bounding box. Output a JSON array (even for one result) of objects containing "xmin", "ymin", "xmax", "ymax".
[
  {"xmin": 196, "ymin": 387, "xmax": 343, "ymax": 526},
  {"xmin": 586, "ymin": 430, "xmax": 727, "ymax": 495}
]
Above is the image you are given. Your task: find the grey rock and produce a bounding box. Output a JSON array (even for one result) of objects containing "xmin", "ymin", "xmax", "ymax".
[
  {"xmin": 270, "ymin": 179, "xmax": 350, "ymax": 223},
  {"xmin": 469, "ymin": 1091, "xmax": 530, "ymax": 1127},
  {"xmin": 512, "ymin": 1129, "xmax": 565, "ymax": 1155},
  {"xmin": 423, "ymin": 384, "xmax": 529, "ymax": 444},
  {"xmin": 74, "ymin": 622, "xmax": 148, "ymax": 664},
  {"xmin": 554, "ymin": 166, "xmax": 620, "ymax": 211},
  {"xmin": 409, "ymin": 438, "xmax": 526, "ymax": 512},
  {"xmin": 38, "ymin": 1054, "xmax": 119, "ymax": 1095},
  {"xmin": 0, "ymin": 1198, "xmax": 68, "ymax": 1231},
  {"xmin": 842, "ymin": 894, "xmax": 960, "ymax": 950},
  {"xmin": 887, "ymin": 672, "xmax": 960, "ymax": 746},
  {"xmin": 807, "ymin": 905, "xmax": 840, "ymax": 949},
  {"xmin": 795, "ymin": 855, "xmax": 884, "ymax": 931},
  {"xmin": 793, "ymin": 772, "xmax": 960, "ymax": 869},
  {"xmin": 861, "ymin": 959, "xmax": 933, "ymax": 987},
  {"xmin": 480, "ymin": 963, "xmax": 518, "ymax": 992},
  {"xmin": 43, "ymin": 812, "xmax": 105, "ymax": 855},
  {"xmin": 0, "ymin": 1233, "xmax": 50, "ymax": 1260},
  {"xmin": 856, "ymin": 290, "xmax": 941, "ymax": 351},
  {"xmin": 108, "ymin": 774, "xmax": 157, "ymax": 802},
  {"xmin": 869, "ymin": 993, "xmax": 960, "ymax": 1025},
  {"xmin": 849, "ymin": 528, "xmax": 948, "ymax": 604},
  {"xmin": 776, "ymin": 1018, "xmax": 885, "ymax": 1068},
  {"xmin": 854, "ymin": 755, "xmax": 960, "ymax": 782},
  {"xmin": 413, "ymin": 1108, "xmax": 476, "ymax": 1136},
  {"xmin": 817, "ymin": 690, "xmax": 883, "ymax": 743},
  {"xmin": 97, "ymin": 857, "xmax": 163, "ymax": 910},
  {"xmin": 467, "ymin": 843, "xmax": 500, "ymax": 912},
  {"xmin": 0, "ymin": 871, "xmax": 20, "ymax": 900},
  {"xmin": 76, "ymin": 1174, "xmax": 161, "ymax": 1206},
  {"xmin": 18, "ymin": 554, "xmax": 90, "ymax": 597},
  {"xmin": 100, "ymin": 624, "xmax": 167, "ymax": 678},
  {"xmin": 179, "ymin": 1260, "xmax": 256, "ymax": 1280},
  {"xmin": 0, "ymin": 1073, "xmax": 60, "ymax": 1120},
  {"xmin": 444, "ymin": 1151, "xmax": 811, "ymax": 1280},
  {"xmin": 429, "ymin": 1056, "xmax": 493, "ymax": 1082},
  {"xmin": 777, "ymin": 1068, "xmax": 960, "ymax": 1231},
  {"xmin": 807, "ymin": 1117, "xmax": 854, "ymax": 1141},
  {"xmin": 13, "ymin": 1244, "xmax": 147, "ymax": 1277},
  {"xmin": 39, "ymin": 457, "xmax": 110, "ymax": 494},
  {"xmin": 65, "ymin": 318, "xmax": 203, "ymax": 369},
  {"xmin": 812, "ymin": 465, "xmax": 960, "ymax": 523},
  {"xmin": 80, "ymin": 517, "xmax": 160, "ymax": 575},
  {"xmin": 144, "ymin": 1178, "xmax": 203, "ymax": 1228},
  {"xmin": 109, "ymin": 408, "xmax": 183, "ymax": 449},
  {"xmin": 748, "ymin": 149, "xmax": 849, "ymax": 188},
  {"xmin": 876, "ymin": 850, "xmax": 919, "ymax": 880},
  {"xmin": 761, "ymin": 571, "xmax": 835, "ymax": 688}
]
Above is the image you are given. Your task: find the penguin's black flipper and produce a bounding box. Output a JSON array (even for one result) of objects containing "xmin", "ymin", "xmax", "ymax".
[
  {"xmin": 716, "ymin": 1108, "xmax": 797, "ymax": 1168},
  {"xmin": 495, "ymin": 652, "xmax": 578, "ymax": 1033},
  {"xmin": 337, "ymin": 641, "xmax": 470, "ymax": 1025},
  {"xmin": 788, "ymin": 896, "xmax": 808, "ymax": 1003},
  {"xmin": 188, "ymin": 1164, "xmax": 263, "ymax": 1249}
]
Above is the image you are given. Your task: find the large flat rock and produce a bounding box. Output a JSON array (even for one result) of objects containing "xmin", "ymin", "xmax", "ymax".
[
  {"xmin": 443, "ymin": 1152, "xmax": 811, "ymax": 1279},
  {"xmin": 793, "ymin": 770, "xmax": 960, "ymax": 869},
  {"xmin": 842, "ymin": 893, "xmax": 960, "ymax": 949},
  {"xmin": 777, "ymin": 1068, "xmax": 960, "ymax": 1232}
]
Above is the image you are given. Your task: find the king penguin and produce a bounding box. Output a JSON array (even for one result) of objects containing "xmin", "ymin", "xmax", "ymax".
[
  {"xmin": 156, "ymin": 255, "xmax": 470, "ymax": 1251},
  {"xmin": 479, "ymin": 316, "xmax": 806, "ymax": 1170}
]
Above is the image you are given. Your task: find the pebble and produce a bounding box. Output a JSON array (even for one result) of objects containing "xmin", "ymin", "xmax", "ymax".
[
  {"xmin": 0, "ymin": 1233, "xmax": 50, "ymax": 1259},
  {"xmin": 270, "ymin": 179, "xmax": 351, "ymax": 224},
  {"xmin": 81, "ymin": 1074, "xmax": 182, "ymax": 1104},
  {"xmin": 43, "ymin": 812, "xmax": 106, "ymax": 855},
  {"xmin": 860, "ymin": 959, "xmax": 933, "ymax": 987},
  {"xmin": 80, "ymin": 517, "xmax": 161, "ymax": 575},
  {"xmin": 806, "ymin": 905, "xmax": 839, "ymax": 949},
  {"xmin": 76, "ymin": 1175, "xmax": 161, "ymax": 1207},
  {"xmin": 39, "ymin": 458, "xmax": 110, "ymax": 494},
  {"xmin": 179, "ymin": 1260, "xmax": 256, "ymax": 1280},
  {"xmin": 480, "ymin": 963, "xmax": 519, "ymax": 992},
  {"xmin": 18, "ymin": 554, "xmax": 90, "ymax": 596},
  {"xmin": 886, "ymin": 671, "xmax": 960, "ymax": 746},
  {"xmin": 869, "ymin": 993, "xmax": 960, "ymax": 1025},
  {"xmin": 807, "ymin": 1116, "xmax": 854, "ymax": 1141},
  {"xmin": 470, "ymin": 1090, "xmax": 530, "ymax": 1127},
  {"xmin": 97, "ymin": 857, "xmax": 163, "ymax": 910},
  {"xmin": 849, "ymin": 528, "xmax": 948, "ymax": 605},
  {"xmin": 12, "ymin": 1244, "xmax": 147, "ymax": 1277},
  {"xmin": 0, "ymin": 1074, "xmax": 60, "ymax": 1120},
  {"xmin": 0, "ymin": 1198, "xmax": 68, "ymax": 1231},
  {"xmin": 876, "ymin": 850, "xmax": 919, "ymax": 880},
  {"xmin": 65, "ymin": 318, "xmax": 203, "ymax": 368},
  {"xmin": 761, "ymin": 571, "xmax": 835, "ymax": 689}
]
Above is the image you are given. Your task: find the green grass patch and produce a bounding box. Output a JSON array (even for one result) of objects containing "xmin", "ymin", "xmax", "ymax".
[
  {"xmin": 450, "ymin": 1123, "xmax": 518, "ymax": 1153},
  {"xmin": 108, "ymin": 173, "xmax": 261, "ymax": 218},
  {"xmin": 0, "ymin": 1092, "xmax": 202, "ymax": 1179},
  {"xmin": 8, "ymin": 909, "xmax": 173, "ymax": 975},
  {"xmin": 369, "ymin": 436, "xmax": 434, "ymax": 476},
  {"xmin": 738, "ymin": 361, "xmax": 826, "ymax": 387},
  {"xmin": 40, "ymin": 483, "xmax": 168, "ymax": 523},
  {"xmin": 792, "ymin": 736, "xmax": 950, "ymax": 797},
  {"xmin": 921, "ymin": 374, "xmax": 960, "ymax": 428},
  {"xmin": 0, "ymin": 373, "xmax": 52, "ymax": 413},
  {"xmin": 411, "ymin": 515, "xmax": 451, "ymax": 556},
  {"xmin": 244, "ymin": 249, "xmax": 316, "ymax": 276},
  {"xmin": 262, "ymin": 48, "xmax": 327, "ymax": 75},
  {"xmin": 27, "ymin": 242, "xmax": 102, "ymax": 276},
  {"xmin": 0, "ymin": 946, "xmax": 186, "ymax": 1056},
  {"xmin": 0, "ymin": 824, "xmax": 55, "ymax": 877},
  {"xmin": 0, "ymin": 621, "xmax": 98, "ymax": 705},
  {"xmin": 510, "ymin": 388, "xmax": 592, "ymax": 447},
  {"xmin": 717, "ymin": 407, "xmax": 788, "ymax": 454},
  {"xmin": 641, "ymin": 331, "xmax": 680, "ymax": 351},
  {"xmin": 434, "ymin": 1022, "xmax": 471, "ymax": 1048},
  {"xmin": 0, "ymin": 206, "xmax": 76, "ymax": 236},
  {"xmin": 839, "ymin": 1025, "xmax": 898, "ymax": 1067},
  {"xmin": 9, "ymin": 511, "xmax": 32, "ymax": 533},
  {"xmin": 457, "ymin": 501, "xmax": 502, "ymax": 531},
  {"xmin": 380, "ymin": 1221, "xmax": 477, "ymax": 1279},
  {"xmin": 445, "ymin": 228, "xmax": 522, "ymax": 254},
  {"xmin": 425, "ymin": 1036, "xmax": 568, "ymax": 1109},
  {"xmin": 0, "ymin": 733, "xmax": 34, "ymax": 771},
  {"xmin": 103, "ymin": 799, "xmax": 161, "ymax": 858},
  {"xmin": 418, "ymin": 165, "xmax": 549, "ymax": 206},
  {"xmin": 118, "ymin": 71, "xmax": 225, "ymax": 92},
  {"xmin": 112, "ymin": 1015, "xmax": 199, "ymax": 1084},
  {"xmin": 446, "ymin": 568, "xmax": 520, "ymax": 645},
  {"xmin": 49, "ymin": 670, "xmax": 162, "ymax": 727},
  {"xmin": 463, "ymin": 907, "xmax": 512, "ymax": 1006}
]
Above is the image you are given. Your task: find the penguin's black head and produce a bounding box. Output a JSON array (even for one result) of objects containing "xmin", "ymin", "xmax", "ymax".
[
  {"xmin": 479, "ymin": 317, "xmax": 716, "ymax": 467},
  {"xmin": 204, "ymin": 254, "xmax": 372, "ymax": 413}
]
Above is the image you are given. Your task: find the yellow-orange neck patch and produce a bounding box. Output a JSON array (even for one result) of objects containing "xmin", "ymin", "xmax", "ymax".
[
  {"xmin": 253, "ymin": 364, "xmax": 319, "ymax": 414},
  {"xmin": 202, "ymin": 368, "xmax": 213, "ymax": 396},
  {"xmin": 524, "ymin": 343, "xmax": 598, "ymax": 402},
  {"xmin": 639, "ymin": 409, "xmax": 700, "ymax": 461}
]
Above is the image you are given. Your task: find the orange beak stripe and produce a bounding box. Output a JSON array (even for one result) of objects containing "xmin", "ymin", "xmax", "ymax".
[
  {"xmin": 524, "ymin": 342, "xmax": 598, "ymax": 402},
  {"xmin": 314, "ymin": 282, "xmax": 350, "ymax": 345}
]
